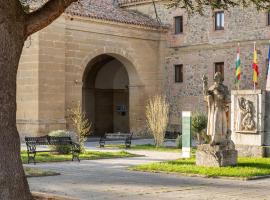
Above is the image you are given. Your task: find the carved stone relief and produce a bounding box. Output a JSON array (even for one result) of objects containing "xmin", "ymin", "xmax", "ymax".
[{"xmin": 236, "ymin": 97, "xmax": 256, "ymax": 132}]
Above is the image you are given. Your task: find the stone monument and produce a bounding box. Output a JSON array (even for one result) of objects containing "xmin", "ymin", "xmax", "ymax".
[
  {"xmin": 231, "ymin": 90, "xmax": 266, "ymax": 157},
  {"xmin": 196, "ymin": 72, "xmax": 238, "ymax": 167}
]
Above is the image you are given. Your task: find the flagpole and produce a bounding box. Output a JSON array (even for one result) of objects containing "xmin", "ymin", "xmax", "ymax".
[
  {"xmin": 253, "ymin": 42, "xmax": 256, "ymax": 91},
  {"xmin": 238, "ymin": 43, "xmax": 240, "ymax": 90}
]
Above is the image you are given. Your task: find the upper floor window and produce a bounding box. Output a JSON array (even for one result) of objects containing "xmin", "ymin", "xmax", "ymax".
[
  {"xmin": 174, "ymin": 16, "xmax": 183, "ymax": 34},
  {"xmin": 214, "ymin": 62, "xmax": 224, "ymax": 80},
  {"xmin": 215, "ymin": 11, "xmax": 224, "ymax": 30},
  {"xmin": 175, "ymin": 64, "xmax": 183, "ymax": 83}
]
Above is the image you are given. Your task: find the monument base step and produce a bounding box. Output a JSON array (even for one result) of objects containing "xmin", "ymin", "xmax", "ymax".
[{"xmin": 196, "ymin": 144, "xmax": 238, "ymax": 167}]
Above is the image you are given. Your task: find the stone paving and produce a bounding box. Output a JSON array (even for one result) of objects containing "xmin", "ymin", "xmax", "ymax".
[{"xmin": 25, "ymin": 141, "xmax": 270, "ymax": 200}]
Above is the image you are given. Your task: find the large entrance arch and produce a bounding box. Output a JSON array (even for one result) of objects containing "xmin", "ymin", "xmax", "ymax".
[{"xmin": 83, "ymin": 54, "xmax": 132, "ymax": 137}]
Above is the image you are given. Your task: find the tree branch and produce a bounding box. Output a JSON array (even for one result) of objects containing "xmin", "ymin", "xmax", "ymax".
[{"xmin": 24, "ymin": 0, "xmax": 77, "ymax": 38}]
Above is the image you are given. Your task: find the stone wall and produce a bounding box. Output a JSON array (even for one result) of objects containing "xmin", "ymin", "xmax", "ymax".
[
  {"xmin": 236, "ymin": 144, "xmax": 266, "ymax": 157},
  {"xmin": 122, "ymin": 2, "xmax": 270, "ymax": 45},
  {"xmin": 38, "ymin": 17, "xmax": 67, "ymax": 134},
  {"xmin": 63, "ymin": 16, "xmax": 166, "ymax": 135},
  {"xmin": 17, "ymin": 14, "xmax": 166, "ymax": 136},
  {"xmin": 18, "ymin": 17, "xmax": 67, "ymax": 138},
  {"xmin": 124, "ymin": 2, "xmax": 270, "ymax": 131},
  {"xmin": 17, "ymin": 33, "xmax": 40, "ymax": 137},
  {"xmin": 17, "ymin": 2, "xmax": 270, "ymax": 137}
]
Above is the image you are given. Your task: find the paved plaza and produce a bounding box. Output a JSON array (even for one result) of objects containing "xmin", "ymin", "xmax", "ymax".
[{"xmin": 25, "ymin": 141, "xmax": 270, "ymax": 200}]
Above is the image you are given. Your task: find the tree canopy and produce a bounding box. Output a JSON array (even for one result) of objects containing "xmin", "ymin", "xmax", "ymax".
[
  {"xmin": 168, "ymin": 0, "xmax": 270, "ymax": 15},
  {"xmin": 18, "ymin": 0, "xmax": 270, "ymax": 16}
]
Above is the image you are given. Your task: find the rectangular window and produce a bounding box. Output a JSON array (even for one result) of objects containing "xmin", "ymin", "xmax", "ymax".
[
  {"xmin": 214, "ymin": 62, "xmax": 224, "ymax": 80},
  {"xmin": 175, "ymin": 64, "xmax": 183, "ymax": 83},
  {"xmin": 215, "ymin": 11, "xmax": 224, "ymax": 30},
  {"xmin": 267, "ymin": 12, "xmax": 270, "ymax": 25},
  {"xmin": 174, "ymin": 16, "xmax": 183, "ymax": 34}
]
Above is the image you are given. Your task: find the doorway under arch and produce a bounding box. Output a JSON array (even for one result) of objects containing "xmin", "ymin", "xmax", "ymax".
[{"xmin": 83, "ymin": 54, "xmax": 130, "ymax": 137}]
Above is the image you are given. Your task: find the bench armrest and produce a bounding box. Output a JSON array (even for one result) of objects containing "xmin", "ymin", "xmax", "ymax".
[{"xmin": 26, "ymin": 143, "xmax": 36, "ymax": 153}]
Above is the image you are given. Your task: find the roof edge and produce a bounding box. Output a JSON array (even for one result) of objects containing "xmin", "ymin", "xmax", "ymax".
[
  {"xmin": 64, "ymin": 12, "xmax": 169, "ymax": 32},
  {"xmin": 118, "ymin": 0, "xmax": 160, "ymax": 7}
]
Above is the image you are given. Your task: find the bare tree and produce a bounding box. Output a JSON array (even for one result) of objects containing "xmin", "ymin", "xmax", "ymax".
[
  {"xmin": 69, "ymin": 101, "xmax": 91, "ymax": 153},
  {"xmin": 0, "ymin": 0, "xmax": 77, "ymax": 199},
  {"xmin": 146, "ymin": 95, "xmax": 169, "ymax": 147}
]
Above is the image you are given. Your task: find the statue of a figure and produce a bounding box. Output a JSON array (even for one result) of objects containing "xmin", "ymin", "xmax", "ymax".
[
  {"xmin": 203, "ymin": 72, "xmax": 231, "ymax": 145},
  {"xmin": 237, "ymin": 97, "xmax": 256, "ymax": 131}
]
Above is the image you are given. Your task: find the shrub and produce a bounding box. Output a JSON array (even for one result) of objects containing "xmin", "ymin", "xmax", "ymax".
[
  {"xmin": 69, "ymin": 101, "xmax": 92, "ymax": 153},
  {"xmin": 175, "ymin": 135, "xmax": 182, "ymax": 148},
  {"xmin": 192, "ymin": 112, "xmax": 208, "ymax": 144},
  {"xmin": 48, "ymin": 130, "xmax": 71, "ymax": 154},
  {"xmin": 146, "ymin": 95, "xmax": 169, "ymax": 147}
]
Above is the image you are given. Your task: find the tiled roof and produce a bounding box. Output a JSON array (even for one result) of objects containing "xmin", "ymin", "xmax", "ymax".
[{"xmin": 65, "ymin": 0, "xmax": 164, "ymax": 29}]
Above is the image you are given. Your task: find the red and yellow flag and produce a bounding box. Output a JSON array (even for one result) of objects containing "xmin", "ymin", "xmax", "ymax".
[{"xmin": 252, "ymin": 43, "xmax": 259, "ymax": 85}]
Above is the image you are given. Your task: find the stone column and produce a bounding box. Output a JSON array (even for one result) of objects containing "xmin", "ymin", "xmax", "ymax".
[
  {"xmin": 128, "ymin": 84, "xmax": 146, "ymax": 135},
  {"xmin": 264, "ymin": 89, "xmax": 270, "ymax": 156}
]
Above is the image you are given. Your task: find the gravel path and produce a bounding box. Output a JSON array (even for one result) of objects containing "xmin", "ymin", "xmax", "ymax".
[{"xmin": 26, "ymin": 146, "xmax": 270, "ymax": 200}]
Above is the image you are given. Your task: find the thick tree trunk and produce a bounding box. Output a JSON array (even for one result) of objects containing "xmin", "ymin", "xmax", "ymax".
[
  {"xmin": 0, "ymin": 1, "xmax": 33, "ymax": 199},
  {"xmin": 0, "ymin": 0, "xmax": 77, "ymax": 198}
]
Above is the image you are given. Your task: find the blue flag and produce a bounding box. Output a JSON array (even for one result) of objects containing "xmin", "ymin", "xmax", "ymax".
[{"xmin": 266, "ymin": 45, "xmax": 270, "ymax": 89}]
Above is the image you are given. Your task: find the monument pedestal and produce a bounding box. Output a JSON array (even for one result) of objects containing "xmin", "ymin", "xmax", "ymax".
[
  {"xmin": 231, "ymin": 90, "xmax": 266, "ymax": 157},
  {"xmin": 196, "ymin": 143, "xmax": 238, "ymax": 167}
]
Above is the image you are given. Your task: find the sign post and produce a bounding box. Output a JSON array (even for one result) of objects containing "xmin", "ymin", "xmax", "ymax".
[{"xmin": 182, "ymin": 111, "xmax": 192, "ymax": 158}]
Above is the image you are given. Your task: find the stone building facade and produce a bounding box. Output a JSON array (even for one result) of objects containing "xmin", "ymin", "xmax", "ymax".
[{"xmin": 17, "ymin": 0, "xmax": 270, "ymax": 137}]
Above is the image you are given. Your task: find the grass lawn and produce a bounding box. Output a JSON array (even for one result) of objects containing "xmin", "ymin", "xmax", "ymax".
[
  {"xmin": 104, "ymin": 144, "xmax": 182, "ymax": 152},
  {"xmin": 131, "ymin": 157, "xmax": 270, "ymax": 180},
  {"xmin": 104, "ymin": 144, "xmax": 197, "ymax": 155},
  {"xmin": 24, "ymin": 167, "xmax": 60, "ymax": 177},
  {"xmin": 21, "ymin": 150, "xmax": 137, "ymax": 164}
]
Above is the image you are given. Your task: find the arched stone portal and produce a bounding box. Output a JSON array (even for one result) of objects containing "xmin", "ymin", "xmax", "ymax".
[{"xmin": 83, "ymin": 54, "xmax": 132, "ymax": 137}]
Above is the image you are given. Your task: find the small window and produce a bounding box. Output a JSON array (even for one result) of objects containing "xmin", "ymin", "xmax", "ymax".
[
  {"xmin": 215, "ymin": 11, "xmax": 224, "ymax": 30},
  {"xmin": 174, "ymin": 16, "xmax": 183, "ymax": 34},
  {"xmin": 214, "ymin": 62, "xmax": 224, "ymax": 80},
  {"xmin": 267, "ymin": 12, "xmax": 270, "ymax": 25},
  {"xmin": 175, "ymin": 64, "xmax": 183, "ymax": 83}
]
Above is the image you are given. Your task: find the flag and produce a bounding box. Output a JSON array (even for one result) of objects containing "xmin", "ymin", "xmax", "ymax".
[
  {"xmin": 266, "ymin": 45, "xmax": 270, "ymax": 89},
  {"xmin": 235, "ymin": 45, "xmax": 241, "ymax": 86},
  {"xmin": 252, "ymin": 43, "xmax": 259, "ymax": 86}
]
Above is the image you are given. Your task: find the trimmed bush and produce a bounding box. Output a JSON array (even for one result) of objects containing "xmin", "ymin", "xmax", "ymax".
[
  {"xmin": 48, "ymin": 130, "xmax": 71, "ymax": 154},
  {"xmin": 192, "ymin": 112, "xmax": 208, "ymax": 144}
]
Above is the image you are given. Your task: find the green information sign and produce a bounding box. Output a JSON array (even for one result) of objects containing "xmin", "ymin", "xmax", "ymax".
[{"xmin": 182, "ymin": 111, "xmax": 191, "ymax": 158}]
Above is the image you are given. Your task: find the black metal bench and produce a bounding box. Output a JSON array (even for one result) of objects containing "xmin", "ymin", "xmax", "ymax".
[
  {"xmin": 99, "ymin": 132, "xmax": 133, "ymax": 148},
  {"xmin": 25, "ymin": 135, "xmax": 81, "ymax": 164},
  {"xmin": 165, "ymin": 131, "xmax": 180, "ymax": 140}
]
